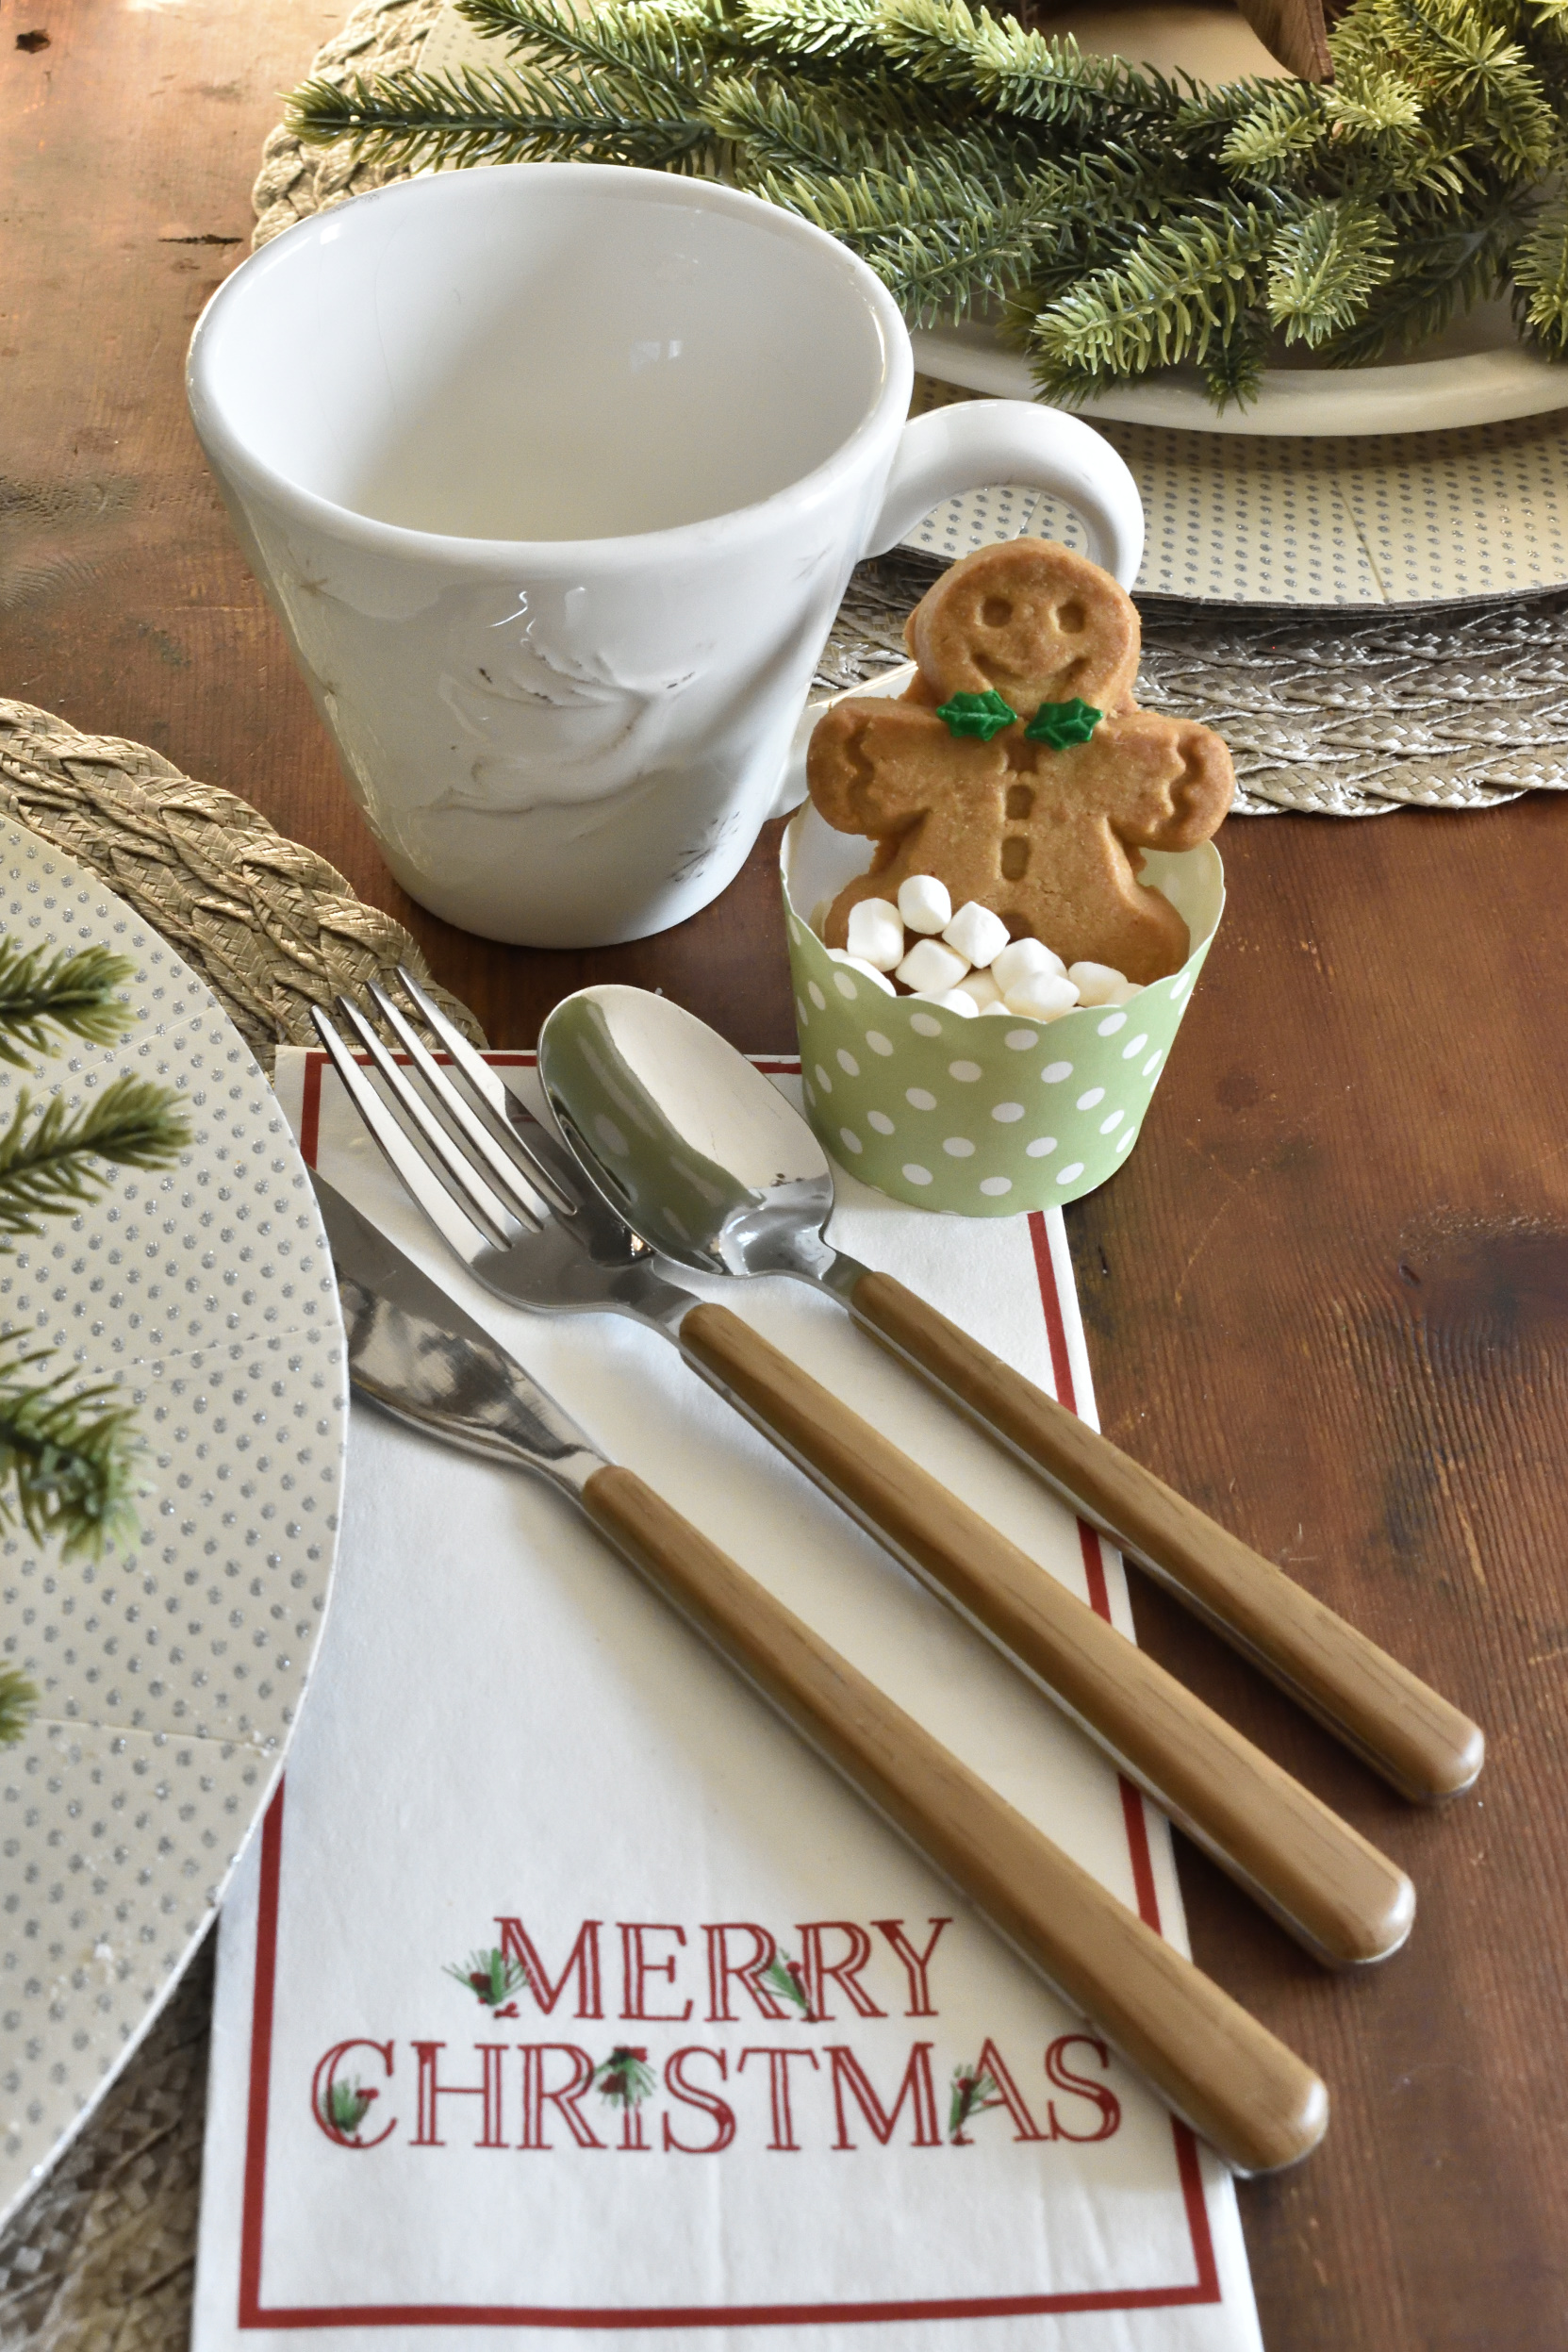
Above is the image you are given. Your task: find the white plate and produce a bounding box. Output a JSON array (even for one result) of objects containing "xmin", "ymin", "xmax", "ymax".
[
  {"xmin": 913, "ymin": 299, "xmax": 1568, "ymax": 439},
  {"xmin": 0, "ymin": 819, "xmax": 348, "ymax": 2228}
]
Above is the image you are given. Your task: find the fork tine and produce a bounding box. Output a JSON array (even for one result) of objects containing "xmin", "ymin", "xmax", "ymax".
[
  {"xmin": 311, "ymin": 1003, "xmax": 508, "ymax": 1264},
  {"xmin": 368, "ymin": 982, "xmax": 563, "ymax": 1231},
  {"xmin": 394, "ymin": 965, "xmax": 581, "ymax": 1220},
  {"xmin": 366, "ymin": 978, "xmax": 570, "ymax": 1232},
  {"xmin": 330, "ymin": 995, "xmax": 525, "ymax": 1251}
]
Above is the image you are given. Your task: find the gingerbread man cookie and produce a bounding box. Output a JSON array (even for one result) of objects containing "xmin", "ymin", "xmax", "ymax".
[{"xmin": 808, "ymin": 539, "xmax": 1233, "ymax": 986}]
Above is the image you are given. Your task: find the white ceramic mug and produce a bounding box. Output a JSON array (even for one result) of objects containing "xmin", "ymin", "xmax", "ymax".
[{"xmin": 188, "ymin": 163, "xmax": 1143, "ymax": 947}]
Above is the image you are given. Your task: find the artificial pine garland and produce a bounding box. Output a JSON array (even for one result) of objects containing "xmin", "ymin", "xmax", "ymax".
[
  {"xmin": 0, "ymin": 942, "xmax": 190, "ymax": 1745},
  {"xmin": 287, "ymin": 0, "xmax": 1568, "ymax": 408}
]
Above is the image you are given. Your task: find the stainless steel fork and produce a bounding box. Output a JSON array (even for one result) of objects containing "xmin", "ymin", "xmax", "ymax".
[{"xmin": 310, "ymin": 973, "xmax": 1414, "ymax": 1972}]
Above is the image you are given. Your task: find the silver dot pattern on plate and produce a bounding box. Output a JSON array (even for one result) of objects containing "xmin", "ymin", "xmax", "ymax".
[{"xmin": 0, "ymin": 823, "xmax": 348, "ymax": 2219}]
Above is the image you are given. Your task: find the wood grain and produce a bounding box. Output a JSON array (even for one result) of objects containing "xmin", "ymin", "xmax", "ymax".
[
  {"xmin": 582, "ymin": 1460, "xmax": 1329, "ymax": 2178},
  {"xmin": 679, "ymin": 1298, "xmax": 1416, "ymax": 1969},
  {"xmin": 5, "ymin": 2, "xmax": 1568, "ymax": 2339},
  {"xmin": 849, "ymin": 1267, "xmax": 1485, "ymax": 1800}
]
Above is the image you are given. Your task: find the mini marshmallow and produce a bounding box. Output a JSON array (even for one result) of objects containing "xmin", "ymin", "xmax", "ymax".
[
  {"xmin": 953, "ymin": 967, "xmax": 1002, "ymax": 1013},
  {"xmin": 929, "ymin": 987, "xmax": 979, "ymax": 1018},
  {"xmin": 1067, "ymin": 960, "xmax": 1131, "ymax": 1006},
  {"xmin": 1003, "ymin": 970, "xmax": 1081, "ymax": 1020},
  {"xmin": 898, "ymin": 873, "xmax": 952, "ymax": 935},
  {"xmin": 942, "ymin": 900, "xmax": 1010, "ymax": 969},
  {"xmin": 896, "ymin": 936, "xmax": 968, "ymax": 994},
  {"xmin": 844, "ymin": 897, "xmax": 905, "ymax": 971},
  {"xmin": 980, "ymin": 998, "xmax": 1013, "ymax": 1015},
  {"xmin": 826, "ymin": 948, "xmax": 895, "ymax": 996},
  {"xmin": 992, "ymin": 936, "xmax": 1066, "ymax": 994}
]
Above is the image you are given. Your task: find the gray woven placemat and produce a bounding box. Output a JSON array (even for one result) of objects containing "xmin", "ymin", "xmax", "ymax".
[{"xmin": 823, "ymin": 553, "xmax": 1568, "ymax": 815}]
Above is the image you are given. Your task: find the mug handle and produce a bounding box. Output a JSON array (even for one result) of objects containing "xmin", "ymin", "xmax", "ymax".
[
  {"xmin": 768, "ymin": 400, "xmax": 1145, "ymax": 817},
  {"xmin": 863, "ymin": 399, "xmax": 1145, "ymax": 587}
]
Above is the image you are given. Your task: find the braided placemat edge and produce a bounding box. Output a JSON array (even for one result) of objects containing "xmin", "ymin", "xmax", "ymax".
[{"xmin": 0, "ymin": 699, "xmax": 487, "ymax": 1073}]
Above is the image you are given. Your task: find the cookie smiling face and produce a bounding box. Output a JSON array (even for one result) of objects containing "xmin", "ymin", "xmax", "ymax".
[
  {"xmin": 806, "ymin": 536, "xmax": 1234, "ymax": 988},
  {"xmin": 905, "ymin": 541, "xmax": 1143, "ymax": 718}
]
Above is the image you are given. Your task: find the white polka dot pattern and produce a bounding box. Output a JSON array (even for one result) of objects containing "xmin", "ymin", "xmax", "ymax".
[
  {"xmin": 904, "ymin": 374, "xmax": 1568, "ymax": 608},
  {"xmin": 784, "ymin": 828, "xmax": 1223, "ymax": 1214},
  {"xmin": 0, "ymin": 820, "xmax": 348, "ymax": 2226}
]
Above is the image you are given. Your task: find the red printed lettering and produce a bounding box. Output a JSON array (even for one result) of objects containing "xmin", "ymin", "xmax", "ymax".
[
  {"xmin": 495, "ymin": 1918, "xmax": 603, "ymax": 2018},
  {"xmin": 411, "ymin": 2042, "xmax": 506, "ymax": 2148},
  {"xmin": 619, "ymin": 1923, "xmax": 692, "ymax": 2021},
  {"xmin": 826, "ymin": 2043, "xmax": 941, "ymax": 2148},
  {"xmin": 798, "ymin": 1923, "xmax": 885, "ymax": 2020},
  {"xmin": 518, "ymin": 2045, "xmax": 605, "ymax": 2149},
  {"xmin": 738, "ymin": 2046, "xmax": 820, "ymax": 2150},
  {"xmin": 1045, "ymin": 2035, "xmax": 1121, "ymax": 2142},
  {"xmin": 663, "ymin": 2046, "xmax": 736, "ymax": 2153},
  {"xmin": 310, "ymin": 2038, "xmax": 396, "ymax": 2149},
  {"xmin": 872, "ymin": 1918, "xmax": 951, "ymax": 2016},
  {"xmin": 968, "ymin": 2037, "xmax": 1048, "ymax": 2142},
  {"xmin": 703, "ymin": 1922, "xmax": 792, "ymax": 2022}
]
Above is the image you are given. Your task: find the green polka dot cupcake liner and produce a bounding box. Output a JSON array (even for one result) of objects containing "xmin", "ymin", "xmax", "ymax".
[{"xmin": 781, "ymin": 805, "xmax": 1225, "ymax": 1216}]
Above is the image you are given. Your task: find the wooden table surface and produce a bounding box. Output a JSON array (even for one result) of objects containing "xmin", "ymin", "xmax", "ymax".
[{"xmin": 6, "ymin": 6, "xmax": 1566, "ymax": 2344}]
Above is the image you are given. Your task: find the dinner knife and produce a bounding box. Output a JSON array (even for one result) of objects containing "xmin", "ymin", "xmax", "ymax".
[{"xmin": 309, "ymin": 1168, "xmax": 1328, "ymax": 2176}]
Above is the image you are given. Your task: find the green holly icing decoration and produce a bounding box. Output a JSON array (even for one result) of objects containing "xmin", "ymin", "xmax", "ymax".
[
  {"xmin": 936, "ymin": 688, "xmax": 1017, "ymax": 741},
  {"xmin": 1024, "ymin": 699, "xmax": 1103, "ymax": 749}
]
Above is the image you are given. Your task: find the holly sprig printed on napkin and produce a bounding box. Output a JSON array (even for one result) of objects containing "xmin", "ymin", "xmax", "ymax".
[
  {"xmin": 318, "ymin": 2073, "xmax": 382, "ymax": 2145},
  {"xmin": 445, "ymin": 1945, "xmax": 533, "ymax": 2015},
  {"xmin": 763, "ymin": 1947, "xmax": 813, "ymax": 2017},
  {"xmin": 284, "ymin": 0, "xmax": 1568, "ymax": 410},
  {"xmin": 948, "ymin": 2057, "xmax": 1005, "ymax": 2144},
  {"xmin": 595, "ymin": 2046, "xmax": 657, "ymax": 2108},
  {"xmin": 0, "ymin": 939, "xmax": 190, "ymax": 1747}
]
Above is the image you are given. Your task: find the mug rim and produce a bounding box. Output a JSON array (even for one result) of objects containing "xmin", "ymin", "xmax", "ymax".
[{"xmin": 187, "ymin": 161, "xmax": 914, "ymax": 569}]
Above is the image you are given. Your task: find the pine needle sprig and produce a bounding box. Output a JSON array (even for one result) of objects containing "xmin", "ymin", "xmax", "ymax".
[
  {"xmin": 702, "ymin": 69, "xmax": 986, "ymax": 178},
  {"xmin": 1513, "ymin": 191, "xmax": 1568, "ymax": 348},
  {"xmin": 0, "ymin": 1076, "xmax": 192, "ymax": 1241},
  {"xmin": 1332, "ymin": 183, "xmax": 1533, "ymax": 356},
  {"xmin": 0, "ymin": 942, "xmax": 138, "ymax": 1071},
  {"xmin": 287, "ymin": 0, "xmax": 1568, "ymax": 406},
  {"xmin": 729, "ymin": 0, "xmax": 886, "ymax": 62},
  {"xmin": 287, "ymin": 64, "xmax": 715, "ymax": 171},
  {"xmin": 760, "ymin": 157, "xmax": 1063, "ymax": 318},
  {"xmin": 1028, "ymin": 203, "xmax": 1279, "ymax": 392},
  {"xmin": 0, "ymin": 1665, "xmax": 39, "ymax": 1745},
  {"xmin": 1267, "ymin": 196, "xmax": 1398, "ymax": 342},
  {"xmin": 0, "ymin": 1346, "xmax": 142, "ymax": 1560}
]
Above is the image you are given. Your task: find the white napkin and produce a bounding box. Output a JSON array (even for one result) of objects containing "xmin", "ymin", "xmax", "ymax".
[{"xmin": 192, "ymin": 1049, "xmax": 1263, "ymax": 2352}]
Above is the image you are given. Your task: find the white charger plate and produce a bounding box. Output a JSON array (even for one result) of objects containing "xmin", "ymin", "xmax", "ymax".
[
  {"xmin": 913, "ymin": 299, "xmax": 1568, "ymax": 439},
  {"xmin": 0, "ymin": 819, "xmax": 348, "ymax": 2229}
]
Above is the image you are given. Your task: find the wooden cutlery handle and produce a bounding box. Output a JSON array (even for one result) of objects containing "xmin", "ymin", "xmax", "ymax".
[
  {"xmin": 849, "ymin": 1271, "xmax": 1484, "ymax": 1804},
  {"xmin": 581, "ymin": 1462, "xmax": 1328, "ymax": 2178},
  {"xmin": 678, "ymin": 1303, "xmax": 1412, "ymax": 1969}
]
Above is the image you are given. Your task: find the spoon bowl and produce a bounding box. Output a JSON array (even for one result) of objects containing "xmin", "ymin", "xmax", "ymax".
[{"xmin": 538, "ymin": 986, "xmax": 852, "ymax": 1293}]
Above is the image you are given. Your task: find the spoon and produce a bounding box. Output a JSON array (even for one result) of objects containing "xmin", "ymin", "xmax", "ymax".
[{"xmin": 538, "ymin": 984, "xmax": 1483, "ymax": 1807}]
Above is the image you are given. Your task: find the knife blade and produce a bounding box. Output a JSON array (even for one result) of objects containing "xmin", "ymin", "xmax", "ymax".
[
  {"xmin": 310, "ymin": 1167, "xmax": 602, "ymax": 1492},
  {"xmin": 305, "ymin": 1166, "xmax": 1328, "ymax": 2176}
]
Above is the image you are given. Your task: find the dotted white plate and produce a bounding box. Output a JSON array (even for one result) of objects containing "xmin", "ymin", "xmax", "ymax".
[{"xmin": 0, "ymin": 820, "xmax": 348, "ymax": 2228}]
